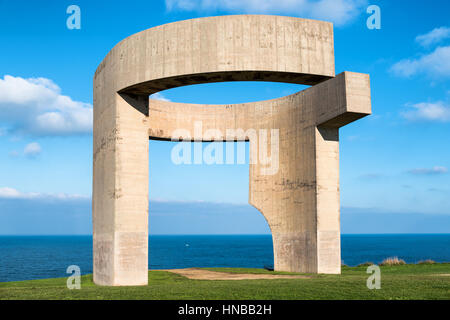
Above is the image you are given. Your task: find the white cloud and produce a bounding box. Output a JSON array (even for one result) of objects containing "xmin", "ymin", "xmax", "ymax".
[
  {"xmin": 150, "ymin": 92, "xmax": 171, "ymax": 102},
  {"xmin": 23, "ymin": 142, "xmax": 42, "ymax": 157},
  {"xmin": 0, "ymin": 187, "xmax": 25, "ymax": 198},
  {"xmin": 165, "ymin": 0, "xmax": 367, "ymax": 27},
  {"xmin": 0, "ymin": 187, "xmax": 89, "ymax": 200},
  {"xmin": 0, "ymin": 75, "xmax": 92, "ymax": 136},
  {"xmin": 391, "ymin": 46, "xmax": 450, "ymax": 79},
  {"xmin": 408, "ymin": 166, "xmax": 448, "ymax": 175},
  {"xmin": 401, "ymin": 101, "xmax": 450, "ymax": 122},
  {"xmin": 416, "ymin": 26, "xmax": 450, "ymax": 47}
]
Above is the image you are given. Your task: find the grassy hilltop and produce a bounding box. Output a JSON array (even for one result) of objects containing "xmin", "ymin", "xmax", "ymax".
[{"xmin": 1, "ymin": 264, "xmax": 449, "ymax": 300}]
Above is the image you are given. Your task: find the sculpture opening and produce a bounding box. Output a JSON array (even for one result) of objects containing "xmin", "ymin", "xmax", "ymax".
[
  {"xmin": 148, "ymin": 140, "xmax": 273, "ymax": 269},
  {"xmin": 150, "ymin": 81, "xmax": 308, "ymax": 105}
]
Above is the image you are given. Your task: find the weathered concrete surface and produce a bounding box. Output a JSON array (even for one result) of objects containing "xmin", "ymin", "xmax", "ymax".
[{"xmin": 93, "ymin": 15, "xmax": 371, "ymax": 286}]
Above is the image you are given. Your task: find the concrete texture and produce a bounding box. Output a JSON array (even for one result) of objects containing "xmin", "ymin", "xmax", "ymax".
[{"xmin": 93, "ymin": 15, "xmax": 371, "ymax": 286}]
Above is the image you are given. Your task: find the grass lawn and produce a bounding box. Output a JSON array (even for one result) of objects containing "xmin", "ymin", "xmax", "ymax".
[{"xmin": 0, "ymin": 264, "xmax": 449, "ymax": 300}]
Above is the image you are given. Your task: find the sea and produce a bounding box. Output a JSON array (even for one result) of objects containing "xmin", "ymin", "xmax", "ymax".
[{"xmin": 0, "ymin": 234, "xmax": 449, "ymax": 282}]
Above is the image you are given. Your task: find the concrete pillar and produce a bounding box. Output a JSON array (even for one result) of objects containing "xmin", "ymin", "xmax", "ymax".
[
  {"xmin": 93, "ymin": 93, "xmax": 149, "ymax": 286},
  {"xmin": 260, "ymin": 126, "xmax": 341, "ymax": 273},
  {"xmin": 248, "ymin": 72, "xmax": 370, "ymax": 274}
]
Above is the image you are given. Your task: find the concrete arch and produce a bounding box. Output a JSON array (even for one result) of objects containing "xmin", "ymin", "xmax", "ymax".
[{"xmin": 93, "ymin": 15, "xmax": 371, "ymax": 286}]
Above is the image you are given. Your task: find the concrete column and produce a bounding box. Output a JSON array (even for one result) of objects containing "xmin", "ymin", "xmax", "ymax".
[
  {"xmin": 248, "ymin": 73, "xmax": 370, "ymax": 274},
  {"xmin": 266, "ymin": 127, "xmax": 341, "ymax": 274},
  {"xmin": 315, "ymin": 126, "xmax": 341, "ymax": 274},
  {"xmin": 250, "ymin": 126, "xmax": 340, "ymax": 274},
  {"xmin": 93, "ymin": 93, "xmax": 149, "ymax": 286}
]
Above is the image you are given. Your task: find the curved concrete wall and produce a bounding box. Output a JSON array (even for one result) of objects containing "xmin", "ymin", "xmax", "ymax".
[
  {"xmin": 94, "ymin": 14, "xmax": 334, "ymax": 97},
  {"xmin": 93, "ymin": 15, "xmax": 371, "ymax": 286}
]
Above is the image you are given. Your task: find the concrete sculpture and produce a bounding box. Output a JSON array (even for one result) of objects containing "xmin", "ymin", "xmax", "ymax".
[{"xmin": 93, "ymin": 15, "xmax": 371, "ymax": 286}]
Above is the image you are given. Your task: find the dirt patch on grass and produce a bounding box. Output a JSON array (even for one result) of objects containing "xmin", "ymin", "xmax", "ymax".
[{"xmin": 160, "ymin": 268, "xmax": 311, "ymax": 280}]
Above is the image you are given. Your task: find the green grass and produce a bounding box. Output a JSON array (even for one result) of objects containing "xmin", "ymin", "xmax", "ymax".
[{"xmin": 0, "ymin": 264, "xmax": 449, "ymax": 300}]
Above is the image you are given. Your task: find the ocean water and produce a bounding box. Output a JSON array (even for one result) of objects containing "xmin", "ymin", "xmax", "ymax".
[{"xmin": 0, "ymin": 234, "xmax": 449, "ymax": 282}]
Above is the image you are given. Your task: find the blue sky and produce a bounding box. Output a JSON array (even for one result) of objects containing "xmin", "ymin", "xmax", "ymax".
[{"xmin": 0, "ymin": 0, "xmax": 449, "ymax": 234}]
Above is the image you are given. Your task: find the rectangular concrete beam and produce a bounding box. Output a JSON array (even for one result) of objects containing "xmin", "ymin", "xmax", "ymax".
[{"xmin": 316, "ymin": 72, "xmax": 372, "ymax": 128}]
